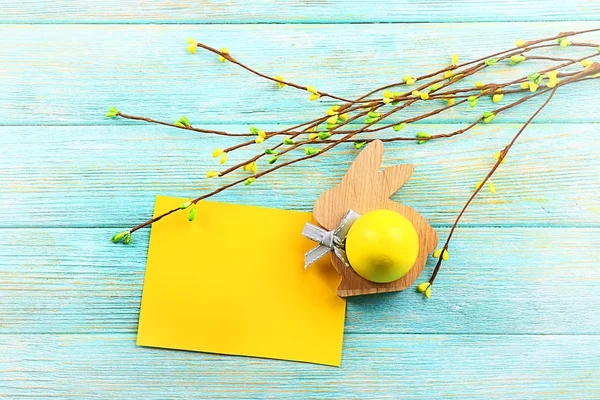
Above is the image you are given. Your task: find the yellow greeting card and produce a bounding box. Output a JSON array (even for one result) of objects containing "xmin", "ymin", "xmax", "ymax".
[{"xmin": 137, "ymin": 196, "xmax": 346, "ymax": 366}]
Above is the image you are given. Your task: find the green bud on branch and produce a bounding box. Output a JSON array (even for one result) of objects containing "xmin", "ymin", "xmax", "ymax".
[
  {"xmin": 468, "ymin": 96, "xmax": 479, "ymax": 108},
  {"xmin": 111, "ymin": 231, "xmax": 129, "ymax": 243},
  {"xmin": 106, "ymin": 107, "xmax": 119, "ymax": 118},
  {"xmin": 393, "ymin": 123, "xmax": 406, "ymax": 132},
  {"xmin": 188, "ymin": 205, "xmax": 197, "ymax": 221},
  {"xmin": 179, "ymin": 116, "xmax": 191, "ymax": 127},
  {"xmin": 509, "ymin": 55, "xmax": 526, "ymax": 65},
  {"xmin": 482, "ymin": 111, "xmax": 496, "ymax": 123},
  {"xmin": 429, "ymin": 83, "xmax": 442, "ymax": 92},
  {"xmin": 416, "ymin": 132, "xmax": 431, "ymax": 144}
]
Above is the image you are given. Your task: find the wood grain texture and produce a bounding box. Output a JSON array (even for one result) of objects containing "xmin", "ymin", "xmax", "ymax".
[
  {"xmin": 2, "ymin": 0, "xmax": 599, "ymax": 23},
  {"xmin": 313, "ymin": 140, "xmax": 438, "ymax": 296},
  {"xmin": 2, "ymin": 23, "xmax": 600, "ymax": 126},
  {"xmin": 0, "ymin": 124, "xmax": 598, "ymax": 228},
  {"xmin": 1, "ymin": 227, "xmax": 598, "ymax": 335},
  {"xmin": 2, "ymin": 9, "xmax": 600, "ymax": 398},
  {"xmin": 2, "ymin": 333, "xmax": 599, "ymax": 399}
]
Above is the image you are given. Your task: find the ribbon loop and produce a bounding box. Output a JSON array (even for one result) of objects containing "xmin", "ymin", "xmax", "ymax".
[{"xmin": 301, "ymin": 210, "xmax": 361, "ymax": 269}]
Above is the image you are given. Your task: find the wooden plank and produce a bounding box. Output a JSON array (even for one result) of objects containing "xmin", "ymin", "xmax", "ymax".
[
  {"xmin": 1, "ymin": 23, "xmax": 600, "ymax": 126},
  {"xmin": 2, "ymin": 1, "xmax": 599, "ymax": 23},
  {"xmin": 0, "ymin": 124, "xmax": 598, "ymax": 228},
  {"xmin": 1, "ymin": 333, "xmax": 598, "ymax": 398},
  {"xmin": 0, "ymin": 227, "xmax": 598, "ymax": 335}
]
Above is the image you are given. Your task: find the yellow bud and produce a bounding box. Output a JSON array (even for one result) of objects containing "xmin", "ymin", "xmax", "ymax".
[
  {"xmin": 255, "ymin": 137, "xmax": 265, "ymax": 144},
  {"xmin": 492, "ymin": 94, "xmax": 504, "ymax": 103},
  {"xmin": 274, "ymin": 76, "xmax": 286, "ymax": 88},
  {"xmin": 219, "ymin": 154, "xmax": 227, "ymax": 164},
  {"xmin": 560, "ymin": 39, "xmax": 571, "ymax": 47},
  {"xmin": 420, "ymin": 92, "xmax": 429, "ymax": 100},
  {"xmin": 446, "ymin": 97, "xmax": 455, "ymax": 106},
  {"xmin": 547, "ymin": 70, "xmax": 558, "ymax": 80},
  {"xmin": 402, "ymin": 75, "xmax": 411, "ymax": 82},
  {"xmin": 186, "ymin": 44, "xmax": 197, "ymax": 54},
  {"xmin": 206, "ymin": 171, "xmax": 220, "ymax": 178},
  {"xmin": 489, "ymin": 181, "xmax": 496, "ymax": 194},
  {"xmin": 308, "ymin": 93, "xmax": 321, "ymax": 101},
  {"xmin": 383, "ymin": 97, "xmax": 392, "ymax": 104},
  {"xmin": 515, "ymin": 39, "xmax": 526, "ymax": 47},
  {"xmin": 425, "ymin": 286, "xmax": 431, "ymax": 298},
  {"xmin": 451, "ymin": 53, "xmax": 459, "ymax": 66},
  {"xmin": 529, "ymin": 82, "xmax": 539, "ymax": 92},
  {"xmin": 308, "ymin": 133, "xmax": 318, "ymax": 140},
  {"xmin": 520, "ymin": 82, "xmax": 530, "ymax": 89},
  {"xmin": 383, "ymin": 90, "xmax": 393, "ymax": 98},
  {"xmin": 326, "ymin": 115, "xmax": 338, "ymax": 125},
  {"xmin": 220, "ymin": 48, "xmax": 229, "ymax": 55},
  {"xmin": 546, "ymin": 80, "xmax": 558, "ymax": 88},
  {"xmin": 307, "ymin": 126, "xmax": 317, "ymax": 132},
  {"xmin": 417, "ymin": 282, "xmax": 431, "ymax": 293},
  {"xmin": 306, "ymin": 85, "xmax": 318, "ymax": 94},
  {"xmin": 444, "ymin": 70, "xmax": 453, "ymax": 79},
  {"xmin": 406, "ymin": 78, "xmax": 416, "ymax": 85},
  {"xmin": 250, "ymin": 162, "xmax": 257, "ymax": 174},
  {"xmin": 186, "ymin": 38, "xmax": 196, "ymax": 44},
  {"xmin": 243, "ymin": 163, "xmax": 251, "ymax": 171},
  {"xmin": 581, "ymin": 59, "xmax": 593, "ymax": 68},
  {"xmin": 493, "ymin": 151, "xmax": 506, "ymax": 164},
  {"xmin": 411, "ymin": 90, "xmax": 421, "ymax": 97},
  {"xmin": 475, "ymin": 181, "xmax": 483, "ymax": 190},
  {"xmin": 339, "ymin": 113, "xmax": 349, "ymax": 121},
  {"xmin": 218, "ymin": 55, "xmax": 226, "ymax": 63},
  {"xmin": 257, "ymin": 130, "xmax": 266, "ymax": 139},
  {"xmin": 212, "ymin": 148, "xmax": 224, "ymax": 158},
  {"xmin": 474, "ymin": 82, "xmax": 484, "ymax": 88},
  {"xmin": 325, "ymin": 108, "xmax": 336, "ymax": 116},
  {"xmin": 331, "ymin": 105, "xmax": 341, "ymax": 111}
]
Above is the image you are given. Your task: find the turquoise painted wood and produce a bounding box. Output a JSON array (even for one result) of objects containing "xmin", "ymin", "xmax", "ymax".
[
  {"xmin": 0, "ymin": 124, "xmax": 598, "ymax": 228},
  {"xmin": 2, "ymin": 0, "xmax": 600, "ymax": 23},
  {"xmin": 2, "ymin": 23, "xmax": 600, "ymax": 126},
  {"xmin": 0, "ymin": 227, "xmax": 598, "ymax": 335},
  {"xmin": 2, "ymin": 334, "xmax": 599, "ymax": 398},
  {"xmin": 1, "ymin": 4, "xmax": 599, "ymax": 398}
]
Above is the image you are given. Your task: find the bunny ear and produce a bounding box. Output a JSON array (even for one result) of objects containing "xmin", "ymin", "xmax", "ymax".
[
  {"xmin": 379, "ymin": 164, "xmax": 414, "ymax": 199},
  {"xmin": 340, "ymin": 140, "xmax": 384, "ymax": 185}
]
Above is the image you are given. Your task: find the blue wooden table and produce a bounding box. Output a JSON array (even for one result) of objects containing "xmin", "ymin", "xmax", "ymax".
[{"xmin": 1, "ymin": 2, "xmax": 599, "ymax": 398}]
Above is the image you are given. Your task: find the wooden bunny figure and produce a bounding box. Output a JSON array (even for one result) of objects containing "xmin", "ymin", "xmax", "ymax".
[{"xmin": 313, "ymin": 140, "xmax": 438, "ymax": 297}]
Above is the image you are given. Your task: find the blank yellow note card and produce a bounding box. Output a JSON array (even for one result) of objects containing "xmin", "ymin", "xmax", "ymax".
[{"xmin": 137, "ymin": 196, "xmax": 346, "ymax": 366}]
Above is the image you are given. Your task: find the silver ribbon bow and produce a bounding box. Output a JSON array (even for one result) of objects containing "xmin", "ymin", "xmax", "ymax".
[{"xmin": 302, "ymin": 210, "xmax": 361, "ymax": 269}]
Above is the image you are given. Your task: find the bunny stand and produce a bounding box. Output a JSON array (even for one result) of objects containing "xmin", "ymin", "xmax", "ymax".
[{"xmin": 313, "ymin": 140, "xmax": 438, "ymax": 297}]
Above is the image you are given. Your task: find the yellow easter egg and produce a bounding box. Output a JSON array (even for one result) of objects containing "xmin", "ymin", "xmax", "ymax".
[{"xmin": 345, "ymin": 209, "xmax": 419, "ymax": 283}]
